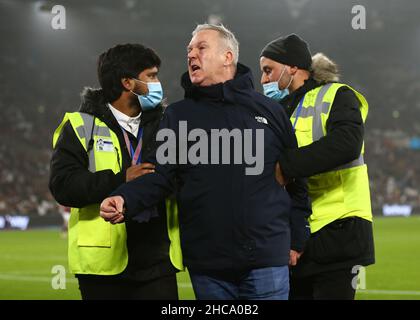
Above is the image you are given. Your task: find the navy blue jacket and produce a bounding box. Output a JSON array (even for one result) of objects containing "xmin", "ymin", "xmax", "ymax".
[{"xmin": 113, "ymin": 64, "xmax": 311, "ymax": 273}]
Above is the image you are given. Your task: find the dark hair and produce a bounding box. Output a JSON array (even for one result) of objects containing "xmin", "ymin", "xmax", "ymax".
[{"xmin": 97, "ymin": 44, "xmax": 161, "ymax": 102}]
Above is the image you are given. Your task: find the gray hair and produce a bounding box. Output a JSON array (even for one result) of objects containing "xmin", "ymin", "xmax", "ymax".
[
  {"xmin": 310, "ymin": 52, "xmax": 340, "ymax": 84},
  {"xmin": 192, "ymin": 23, "xmax": 239, "ymax": 65}
]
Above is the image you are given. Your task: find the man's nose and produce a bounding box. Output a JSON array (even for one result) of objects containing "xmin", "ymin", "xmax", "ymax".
[
  {"xmin": 260, "ymin": 73, "xmax": 269, "ymax": 84},
  {"xmin": 188, "ymin": 48, "xmax": 197, "ymax": 60}
]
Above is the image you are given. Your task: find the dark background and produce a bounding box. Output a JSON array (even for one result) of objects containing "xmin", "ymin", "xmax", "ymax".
[{"xmin": 0, "ymin": 0, "xmax": 419, "ymax": 219}]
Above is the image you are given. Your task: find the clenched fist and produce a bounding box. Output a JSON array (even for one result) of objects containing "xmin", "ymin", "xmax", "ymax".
[{"xmin": 100, "ymin": 195, "xmax": 126, "ymax": 224}]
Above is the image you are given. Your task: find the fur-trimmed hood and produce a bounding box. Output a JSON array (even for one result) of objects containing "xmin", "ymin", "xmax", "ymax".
[
  {"xmin": 310, "ymin": 53, "xmax": 340, "ymax": 84},
  {"xmin": 79, "ymin": 87, "xmax": 109, "ymax": 117}
]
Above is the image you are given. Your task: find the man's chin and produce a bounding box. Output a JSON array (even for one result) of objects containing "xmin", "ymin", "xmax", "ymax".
[{"xmin": 190, "ymin": 76, "xmax": 203, "ymax": 86}]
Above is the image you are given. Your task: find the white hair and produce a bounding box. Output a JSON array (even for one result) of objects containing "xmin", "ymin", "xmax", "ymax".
[{"xmin": 192, "ymin": 23, "xmax": 239, "ymax": 65}]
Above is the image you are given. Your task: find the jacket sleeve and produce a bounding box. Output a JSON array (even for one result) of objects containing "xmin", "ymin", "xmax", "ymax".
[
  {"xmin": 278, "ymin": 87, "xmax": 364, "ymax": 178},
  {"xmin": 286, "ymin": 179, "xmax": 311, "ymax": 252},
  {"xmin": 49, "ymin": 121, "xmax": 126, "ymax": 208},
  {"xmin": 274, "ymin": 104, "xmax": 311, "ymax": 252},
  {"xmin": 111, "ymin": 108, "xmax": 178, "ymax": 218}
]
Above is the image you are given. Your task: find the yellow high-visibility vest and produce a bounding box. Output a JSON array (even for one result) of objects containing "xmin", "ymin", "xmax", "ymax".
[
  {"xmin": 290, "ymin": 83, "xmax": 372, "ymax": 233},
  {"xmin": 53, "ymin": 112, "xmax": 184, "ymax": 275}
]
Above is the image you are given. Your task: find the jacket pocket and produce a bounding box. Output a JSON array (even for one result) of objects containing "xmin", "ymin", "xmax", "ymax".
[
  {"xmin": 294, "ymin": 118, "xmax": 313, "ymax": 148},
  {"xmin": 308, "ymin": 217, "xmax": 366, "ymax": 264},
  {"xmin": 77, "ymin": 204, "xmax": 111, "ymax": 247}
]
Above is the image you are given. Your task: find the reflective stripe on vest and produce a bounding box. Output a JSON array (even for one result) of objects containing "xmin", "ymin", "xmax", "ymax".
[
  {"xmin": 53, "ymin": 112, "xmax": 128, "ymax": 275},
  {"xmin": 291, "ymin": 83, "xmax": 367, "ymax": 171},
  {"xmin": 290, "ymin": 83, "xmax": 373, "ymax": 233},
  {"xmin": 74, "ymin": 113, "xmax": 112, "ymax": 172}
]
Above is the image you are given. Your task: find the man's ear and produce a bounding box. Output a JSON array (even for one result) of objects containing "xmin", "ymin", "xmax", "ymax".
[
  {"xmin": 121, "ymin": 77, "xmax": 134, "ymax": 91},
  {"xmin": 288, "ymin": 66, "xmax": 299, "ymax": 76},
  {"xmin": 223, "ymin": 50, "xmax": 234, "ymax": 67}
]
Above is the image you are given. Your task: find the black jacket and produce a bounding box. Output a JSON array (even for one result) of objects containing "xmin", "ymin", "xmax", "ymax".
[
  {"xmin": 49, "ymin": 88, "xmax": 175, "ymax": 281},
  {"xmin": 278, "ymin": 78, "xmax": 364, "ymax": 178},
  {"xmin": 112, "ymin": 64, "xmax": 311, "ymax": 273}
]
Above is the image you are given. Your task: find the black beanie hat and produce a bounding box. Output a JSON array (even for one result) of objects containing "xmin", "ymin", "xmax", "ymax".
[{"xmin": 260, "ymin": 34, "xmax": 312, "ymax": 70}]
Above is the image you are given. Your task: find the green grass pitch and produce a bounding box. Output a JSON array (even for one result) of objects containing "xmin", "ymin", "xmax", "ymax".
[{"xmin": 0, "ymin": 216, "xmax": 419, "ymax": 300}]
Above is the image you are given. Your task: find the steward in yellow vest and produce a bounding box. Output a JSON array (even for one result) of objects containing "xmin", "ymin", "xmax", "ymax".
[
  {"xmin": 49, "ymin": 44, "xmax": 182, "ymax": 300},
  {"xmin": 260, "ymin": 34, "xmax": 374, "ymax": 300}
]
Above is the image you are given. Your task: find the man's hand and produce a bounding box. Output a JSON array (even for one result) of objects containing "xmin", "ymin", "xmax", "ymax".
[
  {"xmin": 275, "ymin": 161, "xmax": 288, "ymax": 186},
  {"xmin": 100, "ymin": 195, "xmax": 125, "ymax": 224},
  {"xmin": 289, "ymin": 250, "xmax": 303, "ymax": 266},
  {"xmin": 126, "ymin": 163, "xmax": 155, "ymax": 182}
]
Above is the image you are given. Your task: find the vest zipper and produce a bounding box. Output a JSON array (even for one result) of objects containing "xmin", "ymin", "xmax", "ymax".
[{"xmin": 115, "ymin": 147, "xmax": 122, "ymax": 171}]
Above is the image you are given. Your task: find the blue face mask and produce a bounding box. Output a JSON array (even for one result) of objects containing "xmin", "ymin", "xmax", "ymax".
[
  {"xmin": 263, "ymin": 82, "xmax": 289, "ymax": 102},
  {"xmin": 262, "ymin": 66, "xmax": 293, "ymax": 102},
  {"xmin": 131, "ymin": 80, "xmax": 163, "ymax": 111}
]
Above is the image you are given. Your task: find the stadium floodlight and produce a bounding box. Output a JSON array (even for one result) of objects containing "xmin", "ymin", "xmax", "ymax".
[{"xmin": 35, "ymin": 0, "xmax": 56, "ymax": 13}]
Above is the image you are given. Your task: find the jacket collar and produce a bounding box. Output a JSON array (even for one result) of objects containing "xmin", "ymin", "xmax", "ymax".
[
  {"xmin": 180, "ymin": 63, "xmax": 255, "ymax": 103},
  {"xmin": 280, "ymin": 77, "xmax": 320, "ymax": 116},
  {"xmin": 107, "ymin": 102, "xmax": 141, "ymax": 136}
]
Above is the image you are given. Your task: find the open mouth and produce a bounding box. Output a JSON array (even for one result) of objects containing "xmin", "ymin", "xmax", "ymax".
[{"xmin": 191, "ymin": 65, "xmax": 200, "ymax": 72}]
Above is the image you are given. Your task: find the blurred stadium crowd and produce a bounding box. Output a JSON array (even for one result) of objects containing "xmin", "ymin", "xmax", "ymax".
[{"xmin": 0, "ymin": 0, "xmax": 419, "ymax": 218}]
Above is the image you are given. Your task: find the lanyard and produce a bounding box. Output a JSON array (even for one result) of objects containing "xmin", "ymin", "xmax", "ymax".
[
  {"xmin": 292, "ymin": 94, "xmax": 306, "ymax": 130},
  {"xmin": 121, "ymin": 127, "xmax": 143, "ymax": 166}
]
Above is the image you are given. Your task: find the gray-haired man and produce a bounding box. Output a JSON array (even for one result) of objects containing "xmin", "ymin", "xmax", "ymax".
[{"xmin": 100, "ymin": 25, "xmax": 311, "ymax": 300}]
